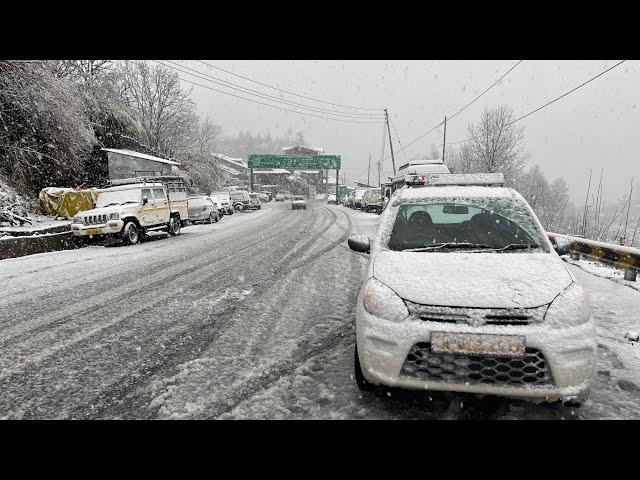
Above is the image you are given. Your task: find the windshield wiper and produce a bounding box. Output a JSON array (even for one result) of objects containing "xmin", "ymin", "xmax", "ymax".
[
  {"xmin": 402, "ymin": 242, "xmax": 492, "ymax": 252},
  {"xmin": 102, "ymin": 202, "xmax": 119, "ymax": 207},
  {"xmin": 493, "ymin": 243, "xmax": 542, "ymax": 251},
  {"xmin": 121, "ymin": 201, "xmax": 138, "ymax": 205}
]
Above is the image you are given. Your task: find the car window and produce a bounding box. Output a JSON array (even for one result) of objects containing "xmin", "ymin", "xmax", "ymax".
[
  {"xmin": 142, "ymin": 188, "xmax": 152, "ymax": 203},
  {"xmin": 153, "ymin": 188, "xmax": 166, "ymax": 201},
  {"xmin": 386, "ymin": 200, "xmax": 548, "ymax": 252}
]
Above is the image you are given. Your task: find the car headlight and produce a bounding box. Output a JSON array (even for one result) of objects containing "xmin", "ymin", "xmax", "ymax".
[
  {"xmin": 363, "ymin": 277, "xmax": 409, "ymax": 322},
  {"xmin": 109, "ymin": 213, "xmax": 119, "ymax": 220},
  {"xmin": 544, "ymin": 282, "xmax": 591, "ymax": 327}
]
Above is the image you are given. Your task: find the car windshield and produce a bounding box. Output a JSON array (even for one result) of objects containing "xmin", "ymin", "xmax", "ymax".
[
  {"xmin": 385, "ymin": 199, "xmax": 548, "ymax": 252},
  {"xmin": 95, "ymin": 189, "xmax": 141, "ymax": 208},
  {"xmin": 293, "ymin": 196, "xmax": 304, "ymax": 201}
]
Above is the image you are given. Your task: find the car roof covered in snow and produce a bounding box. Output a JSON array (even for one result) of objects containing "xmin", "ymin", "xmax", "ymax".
[
  {"xmin": 392, "ymin": 185, "xmax": 523, "ymax": 203},
  {"xmin": 104, "ymin": 182, "xmax": 163, "ymax": 191}
]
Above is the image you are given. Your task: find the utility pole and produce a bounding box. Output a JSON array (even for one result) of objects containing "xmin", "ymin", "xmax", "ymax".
[
  {"xmin": 442, "ymin": 116, "xmax": 447, "ymax": 162},
  {"xmin": 384, "ymin": 108, "xmax": 396, "ymax": 176},
  {"xmin": 367, "ymin": 153, "xmax": 371, "ymax": 187}
]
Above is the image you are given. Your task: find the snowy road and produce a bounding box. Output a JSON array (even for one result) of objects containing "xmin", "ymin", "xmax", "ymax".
[{"xmin": 0, "ymin": 201, "xmax": 639, "ymax": 419}]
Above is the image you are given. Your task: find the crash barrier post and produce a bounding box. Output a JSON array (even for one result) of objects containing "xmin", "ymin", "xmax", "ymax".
[{"xmin": 548, "ymin": 232, "xmax": 639, "ymax": 282}]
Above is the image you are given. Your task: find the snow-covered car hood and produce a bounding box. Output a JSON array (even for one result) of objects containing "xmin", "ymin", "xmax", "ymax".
[
  {"xmin": 76, "ymin": 205, "xmax": 134, "ymax": 217},
  {"xmin": 292, "ymin": 200, "xmax": 306, "ymax": 203},
  {"xmin": 372, "ymin": 251, "xmax": 572, "ymax": 309}
]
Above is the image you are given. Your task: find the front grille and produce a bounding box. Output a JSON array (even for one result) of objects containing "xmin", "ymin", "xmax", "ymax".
[
  {"xmin": 405, "ymin": 302, "xmax": 548, "ymax": 326},
  {"xmin": 83, "ymin": 214, "xmax": 108, "ymax": 225},
  {"xmin": 400, "ymin": 342, "xmax": 553, "ymax": 387}
]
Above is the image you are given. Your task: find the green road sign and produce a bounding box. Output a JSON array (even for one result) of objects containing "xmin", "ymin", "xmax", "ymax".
[{"xmin": 248, "ymin": 154, "xmax": 341, "ymax": 170}]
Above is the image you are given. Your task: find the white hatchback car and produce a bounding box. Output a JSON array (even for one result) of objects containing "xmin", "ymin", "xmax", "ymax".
[{"xmin": 348, "ymin": 175, "xmax": 596, "ymax": 405}]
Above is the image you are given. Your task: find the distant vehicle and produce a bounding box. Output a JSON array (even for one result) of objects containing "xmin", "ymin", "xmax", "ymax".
[
  {"xmin": 211, "ymin": 191, "xmax": 233, "ymax": 215},
  {"xmin": 259, "ymin": 191, "xmax": 272, "ymax": 202},
  {"xmin": 284, "ymin": 193, "xmax": 293, "ymax": 200},
  {"xmin": 361, "ymin": 188, "xmax": 382, "ymax": 213},
  {"xmin": 248, "ymin": 193, "xmax": 262, "ymax": 210},
  {"xmin": 390, "ymin": 159, "xmax": 452, "ymax": 196},
  {"xmin": 258, "ymin": 193, "xmax": 270, "ymax": 203},
  {"xmin": 344, "ymin": 191, "xmax": 355, "ymax": 208},
  {"xmin": 229, "ymin": 190, "xmax": 251, "ymax": 212},
  {"xmin": 347, "ymin": 173, "xmax": 596, "ymax": 406},
  {"xmin": 275, "ymin": 193, "xmax": 285, "ymax": 202},
  {"xmin": 292, "ymin": 195, "xmax": 307, "ymax": 210},
  {"xmin": 327, "ymin": 194, "xmax": 337, "ymax": 204},
  {"xmin": 188, "ymin": 195, "xmax": 219, "ymax": 224},
  {"xmin": 352, "ymin": 189, "xmax": 367, "ymax": 210},
  {"xmin": 71, "ymin": 182, "xmax": 179, "ymax": 245}
]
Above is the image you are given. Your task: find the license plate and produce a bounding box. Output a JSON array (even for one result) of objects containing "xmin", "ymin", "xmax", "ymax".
[
  {"xmin": 87, "ymin": 229, "xmax": 102, "ymax": 235},
  {"xmin": 431, "ymin": 332, "xmax": 525, "ymax": 357}
]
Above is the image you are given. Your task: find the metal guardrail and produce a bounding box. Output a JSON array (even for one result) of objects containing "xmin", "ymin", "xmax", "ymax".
[{"xmin": 547, "ymin": 232, "xmax": 639, "ymax": 282}]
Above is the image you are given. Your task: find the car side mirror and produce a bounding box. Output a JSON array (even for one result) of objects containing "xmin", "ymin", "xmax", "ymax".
[
  {"xmin": 348, "ymin": 235, "xmax": 371, "ymax": 254},
  {"xmin": 142, "ymin": 196, "xmax": 148, "ymax": 205},
  {"xmin": 553, "ymin": 238, "xmax": 573, "ymax": 256}
]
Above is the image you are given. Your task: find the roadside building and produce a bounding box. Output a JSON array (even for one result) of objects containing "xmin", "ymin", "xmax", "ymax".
[{"xmin": 103, "ymin": 148, "xmax": 181, "ymax": 181}]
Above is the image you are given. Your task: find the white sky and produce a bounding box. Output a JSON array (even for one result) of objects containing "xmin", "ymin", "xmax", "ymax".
[{"xmin": 175, "ymin": 60, "xmax": 639, "ymax": 204}]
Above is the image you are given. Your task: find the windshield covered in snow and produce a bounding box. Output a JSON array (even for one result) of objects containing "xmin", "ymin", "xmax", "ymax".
[
  {"xmin": 293, "ymin": 196, "xmax": 305, "ymax": 201},
  {"xmin": 386, "ymin": 199, "xmax": 548, "ymax": 252},
  {"xmin": 95, "ymin": 188, "xmax": 141, "ymax": 208}
]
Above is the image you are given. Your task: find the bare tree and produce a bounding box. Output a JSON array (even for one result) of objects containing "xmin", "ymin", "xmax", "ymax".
[
  {"xmin": 192, "ymin": 114, "xmax": 223, "ymax": 151},
  {"xmin": 49, "ymin": 60, "xmax": 113, "ymax": 83},
  {"xmin": 465, "ymin": 105, "xmax": 528, "ymax": 185},
  {"xmin": 117, "ymin": 61, "xmax": 198, "ymax": 157}
]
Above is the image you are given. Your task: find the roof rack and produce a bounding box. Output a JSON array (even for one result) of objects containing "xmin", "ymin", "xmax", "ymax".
[{"xmin": 402, "ymin": 173, "xmax": 505, "ymax": 187}]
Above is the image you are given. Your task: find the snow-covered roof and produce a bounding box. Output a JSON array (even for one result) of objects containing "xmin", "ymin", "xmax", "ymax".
[
  {"xmin": 101, "ymin": 149, "xmax": 181, "ymax": 166},
  {"xmin": 211, "ymin": 152, "xmax": 246, "ymax": 167},
  {"xmin": 295, "ymin": 169, "xmax": 322, "ymax": 174},
  {"xmin": 394, "ymin": 185, "xmax": 519, "ymax": 201},
  {"xmin": 218, "ymin": 163, "xmax": 242, "ymax": 176},
  {"xmin": 282, "ymin": 146, "xmax": 324, "ymax": 154}
]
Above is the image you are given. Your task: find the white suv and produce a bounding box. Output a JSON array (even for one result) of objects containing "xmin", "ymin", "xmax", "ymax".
[
  {"xmin": 71, "ymin": 183, "xmax": 180, "ymax": 245},
  {"xmin": 348, "ymin": 174, "xmax": 596, "ymax": 405}
]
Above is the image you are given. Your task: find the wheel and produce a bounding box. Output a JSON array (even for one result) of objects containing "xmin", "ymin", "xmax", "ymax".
[
  {"xmin": 234, "ymin": 204, "xmax": 243, "ymax": 213},
  {"xmin": 168, "ymin": 216, "xmax": 181, "ymax": 236},
  {"xmin": 214, "ymin": 214, "xmax": 219, "ymax": 222},
  {"xmin": 354, "ymin": 345, "xmax": 375, "ymax": 391},
  {"xmin": 121, "ymin": 221, "xmax": 140, "ymax": 245}
]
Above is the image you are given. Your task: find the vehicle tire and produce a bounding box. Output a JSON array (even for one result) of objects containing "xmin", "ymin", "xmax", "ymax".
[
  {"xmin": 215, "ymin": 214, "xmax": 219, "ymax": 222},
  {"xmin": 354, "ymin": 345, "xmax": 375, "ymax": 391},
  {"xmin": 234, "ymin": 204, "xmax": 243, "ymax": 213},
  {"xmin": 168, "ymin": 216, "xmax": 181, "ymax": 236},
  {"xmin": 121, "ymin": 221, "xmax": 140, "ymax": 245}
]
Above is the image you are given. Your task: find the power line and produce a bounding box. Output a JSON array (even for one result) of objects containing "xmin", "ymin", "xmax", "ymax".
[
  {"xmin": 389, "ymin": 115, "xmax": 409, "ymax": 163},
  {"xmin": 152, "ymin": 61, "xmax": 385, "ymax": 125},
  {"xmin": 448, "ymin": 60, "xmax": 523, "ymax": 121},
  {"xmin": 197, "ymin": 60, "xmax": 383, "ymax": 112},
  {"xmin": 160, "ymin": 60, "xmax": 385, "ymax": 119},
  {"xmin": 384, "ymin": 60, "xmax": 523, "ymax": 160},
  {"xmin": 506, "ymin": 60, "xmax": 626, "ymax": 126},
  {"xmin": 445, "ymin": 60, "xmax": 628, "ymax": 145}
]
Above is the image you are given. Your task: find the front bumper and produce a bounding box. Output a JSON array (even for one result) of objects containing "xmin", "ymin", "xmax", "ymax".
[
  {"xmin": 71, "ymin": 220, "xmax": 124, "ymax": 237},
  {"xmin": 355, "ymin": 300, "xmax": 597, "ymax": 402}
]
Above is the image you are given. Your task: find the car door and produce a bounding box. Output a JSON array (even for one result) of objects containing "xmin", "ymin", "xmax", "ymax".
[
  {"xmin": 153, "ymin": 187, "xmax": 170, "ymax": 224},
  {"xmin": 141, "ymin": 187, "xmax": 156, "ymax": 225}
]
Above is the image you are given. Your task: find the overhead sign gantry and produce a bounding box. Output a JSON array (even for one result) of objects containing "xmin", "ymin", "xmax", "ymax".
[{"xmin": 247, "ymin": 154, "xmax": 342, "ymax": 199}]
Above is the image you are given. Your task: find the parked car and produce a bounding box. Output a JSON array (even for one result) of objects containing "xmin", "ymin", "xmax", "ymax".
[
  {"xmin": 248, "ymin": 193, "xmax": 262, "ymax": 210},
  {"xmin": 258, "ymin": 193, "xmax": 270, "ymax": 203},
  {"xmin": 352, "ymin": 189, "xmax": 367, "ymax": 209},
  {"xmin": 292, "ymin": 195, "xmax": 307, "ymax": 210},
  {"xmin": 275, "ymin": 193, "xmax": 285, "ymax": 202},
  {"xmin": 71, "ymin": 182, "xmax": 180, "ymax": 245},
  {"xmin": 188, "ymin": 195, "xmax": 219, "ymax": 224},
  {"xmin": 344, "ymin": 191, "xmax": 355, "ymax": 208},
  {"xmin": 211, "ymin": 191, "xmax": 233, "ymax": 215},
  {"xmin": 111, "ymin": 175, "xmax": 188, "ymax": 228},
  {"xmin": 229, "ymin": 190, "xmax": 251, "ymax": 212},
  {"xmin": 327, "ymin": 194, "xmax": 337, "ymax": 204},
  {"xmin": 361, "ymin": 188, "xmax": 383, "ymax": 213},
  {"xmin": 347, "ymin": 173, "xmax": 596, "ymax": 406}
]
